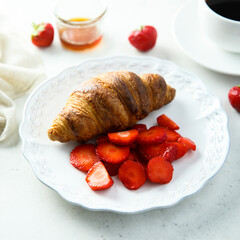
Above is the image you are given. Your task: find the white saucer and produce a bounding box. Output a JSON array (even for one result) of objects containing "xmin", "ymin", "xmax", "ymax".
[{"xmin": 173, "ymin": 0, "xmax": 240, "ymax": 76}]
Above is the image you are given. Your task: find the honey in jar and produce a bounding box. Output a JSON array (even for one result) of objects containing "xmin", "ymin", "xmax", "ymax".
[{"xmin": 58, "ymin": 18, "xmax": 103, "ymax": 51}]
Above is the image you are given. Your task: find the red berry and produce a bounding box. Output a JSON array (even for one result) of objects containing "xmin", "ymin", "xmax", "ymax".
[
  {"xmin": 138, "ymin": 143, "xmax": 161, "ymax": 161},
  {"xmin": 138, "ymin": 142, "xmax": 178, "ymax": 162},
  {"xmin": 158, "ymin": 126, "xmax": 181, "ymax": 142},
  {"xmin": 131, "ymin": 150, "xmax": 148, "ymax": 172},
  {"xmin": 96, "ymin": 135, "xmax": 109, "ymax": 145},
  {"xmin": 157, "ymin": 114, "xmax": 180, "ymax": 130},
  {"xmin": 31, "ymin": 22, "xmax": 54, "ymax": 47},
  {"xmin": 166, "ymin": 129, "xmax": 181, "ymax": 142},
  {"xmin": 161, "ymin": 143, "xmax": 178, "ymax": 163},
  {"xmin": 96, "ymin": 142, "xmax": 130, "ymax": 164},
  {"xmin": 130, "ymin": 149, "xmax": 144, "ymax": 163},
  {"xmin": 137, "ymin": 126, "xmax": 167, "ymax": 145},
  {"xmin": 108, "ymin": 129, "xmax": 138, "ymax": 146},
  {"xmin": 171, "ymin": 142, "xmax": 189, "ymax": 159},
  {"xmin": 126, "ymin": 153, "xmax": 135, "ymax": 161},
  {"xmin": 147, "ymin": 156, "xmax": 174, "ymax": 184},
  {"xmin": 103, "ymin": 153, "xmax": 139, "ymax": 177},
  {"xmin": 228, "ymin": 85, "xmax": 240, "ymax": 112},
  {"xmin": 128, "ymin": 25, "xmax": 157, "ymax": 52},
  {"xmin": 85, "ymin": 162, "xmax": 114, "ymax": 190},
  {"xmin": 177, "ymin": 137, "xmax": 196, "ymax": 151},
  {"xmin": 129, "ymin": 142, "xmax": 138, "ymax": 149},
  {"xmin": 70, "ymin": 143, "xmax": 100, "ymax": 172},
  {"xmin": 118, "ymin": 160, "xmax": 147, "ymax": 190},
  {"xmin": 132, "ymin": 124, "xmax": 147, "ymax": 132},
  {"xmin": 103, "ymin": 162, "xmax": 122, "ymax": 176}
]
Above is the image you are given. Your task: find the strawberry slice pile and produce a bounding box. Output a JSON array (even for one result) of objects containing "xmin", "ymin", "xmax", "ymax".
[{"xmin": 69, "ymin": 114, "xmax": 196, "ymax": 191}]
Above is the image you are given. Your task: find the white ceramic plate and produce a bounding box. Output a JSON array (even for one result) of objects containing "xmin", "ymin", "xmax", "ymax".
[
  {"xmin": 173, "ymin": 0, "xmax": 240, "ymax": 76},
  {"xmin": 19, "ymin": 56, "xmax": 229, "ymax": 213}
]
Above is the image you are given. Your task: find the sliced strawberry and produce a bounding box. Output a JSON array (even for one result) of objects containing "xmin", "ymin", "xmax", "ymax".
[
  {"xmin": 157, "ymin": 126, "xmax": 181, "ymax": 142},
  {"xmin": 86, "ymin": 162, "xmax": 114, "ymax": 190},
  {"xmin": 137, "ymin": 126, "xmax": 167, "ymax": 145},
  {"xmin": 126, "ymin": 152, "xmax": 135, "ymax": 161},
  {"xmin": 138, "ymin": 143, "xmax": 162, "ymax": 161},
  {"xmin": 70, "ymin": 143, "xmax": 100, "ymax": 172},
  {"xmin": 177, "ymin": 137, "xmax": 196, "ymax": 151},
  {"xmin": 171, "ymin": 142, "xmax": 189, "ymax": 159},
  {"xmin": 160, "ymin": 143, "xmax": 178, "ymax": 163},
  {"xmin": 147, "ymin": 156, "xmax": 174, "ymax": 184},
  {"xmin": 96, "ymin": 142, "xmax": 130, "ymax": 164},
  {"xmin": 131, "ymin": 150, "xmax": 142, "ymax": 162},
  {"xmin": 132, "ymin": 124, "xmax": 147, "ymax": 132},
  {"xmin": 157, "ymin": 114, "xmax": 180, "ymax": 130},
  {"xmin": 104, "ymin": 153, "xmax": 135, "ymax": 176},
  {"xmin": 108, "ymin": 129, "xmax": 138, "ymax": 146},
  {"xmin": 166, "ymin": 128, "xmax": 181, "ymax": 142},
  {"xmin": 103, "ymin": 162, "xmax": 122, "ymax": 176},
  {"xmin": 118, "ymin": 160, "xmax": 147, "ymax": 190},
  {"xmin": 129, "ymin": 142, "xmax": 138, "ymax": 149},
  {"xmin": 131, "ymin": 150, "xmax": 148, "ymax": 172},
  {"xmin": 96, "ymin": 135, "xmax": 109, "ymax": 145},
  {"xmin": 138, "ymin": 142, "xmax": 178, "ymax": 162}
]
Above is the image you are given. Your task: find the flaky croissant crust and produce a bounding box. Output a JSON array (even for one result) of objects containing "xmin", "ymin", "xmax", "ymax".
[{"xmin": 48, "ymin": 71, "xmax": 176, "ymax": 143}]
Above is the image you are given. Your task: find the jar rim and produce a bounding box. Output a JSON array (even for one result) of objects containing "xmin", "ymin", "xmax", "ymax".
[{"xmin": 54, "ymin": 1, "xmax": 107, "ymax": 26}]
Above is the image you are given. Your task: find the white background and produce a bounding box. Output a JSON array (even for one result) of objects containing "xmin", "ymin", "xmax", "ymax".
[{"xmin": 1, "ymin": 0, "xmax": 240, "ymax": 239}]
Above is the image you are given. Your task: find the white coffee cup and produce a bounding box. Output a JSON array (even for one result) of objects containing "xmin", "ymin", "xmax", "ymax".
[{"xmin": 198, "ymin": 0, "xmax": 240, "ymax": 53}]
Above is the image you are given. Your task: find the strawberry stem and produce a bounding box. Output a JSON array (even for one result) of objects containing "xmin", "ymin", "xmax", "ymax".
[
  {"xmin": 140, "ymin": 25, "xmax": 145, "ymax": 30},
  {"xmin": 32, "ymin": 22, "xmax": 38, "ymax": 30},
  {"xmin": 238, "ymin": 85, "xmax": 240, "ymax": 88},
  {"xmin": 32, "ymin": 22, "xmax": 45, "ymax": 36}
]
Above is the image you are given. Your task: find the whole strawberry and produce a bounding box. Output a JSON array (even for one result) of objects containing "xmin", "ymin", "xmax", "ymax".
[
  {"xmin": 228, "ymin": 85, "xmax": 240, "ymax": 112},
  {"xmin": 31, "ymin": 22, "xmax": 54, "ymax": 47},
  {"xmin": 128, "ymin": 25, "xmax": 157, "ymax": 52}
]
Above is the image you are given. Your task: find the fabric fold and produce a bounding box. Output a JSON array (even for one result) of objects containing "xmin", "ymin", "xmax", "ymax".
[
  {"xmin": 0, "ymin": 91, "xmax": 16, "ymax": 141},
  {"xmin": 0, "ymin": 32, "xmax": 45, "ymax": 142}
]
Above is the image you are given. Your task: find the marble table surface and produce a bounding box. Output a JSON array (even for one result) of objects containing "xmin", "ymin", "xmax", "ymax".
[{"xmin": 1, "ymin": 0, "xmax": 240, "ymax": 239}]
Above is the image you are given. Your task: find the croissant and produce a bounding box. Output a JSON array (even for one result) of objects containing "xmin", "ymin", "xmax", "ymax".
[{"xmin": 48, "ymin": 71, "xmax": 175, "ymax": 143}]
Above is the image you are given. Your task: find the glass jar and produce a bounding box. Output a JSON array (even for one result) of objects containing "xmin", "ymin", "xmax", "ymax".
[{"xmin": 54, "ymin": 0, "xmax": 107, "ymax": 50}]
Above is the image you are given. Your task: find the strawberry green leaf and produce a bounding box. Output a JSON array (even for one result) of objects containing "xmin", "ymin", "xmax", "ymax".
[{"xmin": 32, "ymin": 22, "xmax": 45, "ymax": 36}]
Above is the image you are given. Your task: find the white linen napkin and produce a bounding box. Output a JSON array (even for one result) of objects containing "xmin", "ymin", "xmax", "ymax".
[{"xmin": 0, "ymin": 32, "xmax": 45, "ymax": 142}]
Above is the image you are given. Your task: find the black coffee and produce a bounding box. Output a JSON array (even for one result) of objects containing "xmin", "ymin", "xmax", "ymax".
[{"xmin": 206, "ymin": 0, "xmax": 240, "ymax": 21}]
